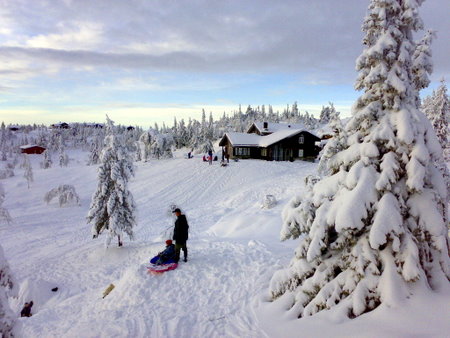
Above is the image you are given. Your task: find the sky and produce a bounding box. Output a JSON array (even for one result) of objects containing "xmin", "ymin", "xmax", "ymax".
[{"xmin": 0, "ymin": 0, "xmax": 449, "ymax": 128}]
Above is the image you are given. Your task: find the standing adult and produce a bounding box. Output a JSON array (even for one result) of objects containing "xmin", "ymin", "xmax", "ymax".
[{"xmin": 172, "ymin": 208, "xmax": 189, "ymax": 262}]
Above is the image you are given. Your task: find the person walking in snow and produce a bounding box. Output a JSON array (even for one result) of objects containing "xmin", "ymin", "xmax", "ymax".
[{"xmin": 172, "ymin": 208, "xmax": 189, "ymax": 262}]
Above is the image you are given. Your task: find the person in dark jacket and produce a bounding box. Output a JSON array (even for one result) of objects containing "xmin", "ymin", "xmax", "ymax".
[
  {"xmin": 172, "ymin": 208, "xmax": 189, "ymax": 262},
  {"xmin": 21, "ymin": 301, "xmax": 33, "ymax": 317}
]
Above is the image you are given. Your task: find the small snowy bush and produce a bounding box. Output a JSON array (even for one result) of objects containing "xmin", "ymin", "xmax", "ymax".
[
  {"xmin": 262, "ymin": 195, "xmax": 277, "ymax": 209},
  {"xmin": 0, "ymin": 168, "xmax": 14, "ymax": 180},
  {"xmin": 44, "ymin": 185, "xmax": 81, "ymax": 207}
]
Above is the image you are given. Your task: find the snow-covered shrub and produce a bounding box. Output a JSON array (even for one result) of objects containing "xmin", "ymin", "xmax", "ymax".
[
  {"xmin": 262, "ymin": 195, "xmax": 277, "ymax": 209},
  {"xmin": 41, "ymin": 149, "xmax": 52, "ymax": 169},
  {"xmin": 0, "ymin": 243, "xmax": 18, "ymax": 337},
  {"xmin": 23, "ymin": 155, "xmax": 33, "ymax": 189},
  {"xmin": 270, "ymin": 0, "xmax": 450, "ymax": 319},
  {"xmin": 44, "ymin": 185, "xmax": 81, "ymax": 207},
  {"xmin": 0, "ymin": 167, "xmax": 14, "ymax": 180},
  {"xmin": 87, "ymin": 116, "xmax": 136, "ymax": 247},
  {"xmin": 0, "ymin": 184, "xmax": 13, "ymax": 225}
]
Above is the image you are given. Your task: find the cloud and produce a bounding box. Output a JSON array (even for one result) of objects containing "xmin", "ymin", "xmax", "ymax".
[
  {"xmin": 0, "ymin": 0, "xmax": 448, "ymax": 128},
  {"xmin": 26, "ymin": 22, "xmax": 103, "ymax": 50},
  {"xmin": 1, "ymin": 0, "xmax": 448, "ymax": 83}
]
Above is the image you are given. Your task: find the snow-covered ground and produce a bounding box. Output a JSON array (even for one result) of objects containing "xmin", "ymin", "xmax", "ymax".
[{"xmin": 1, "ymin": 151, "xmax": 449, "ymax": 337}]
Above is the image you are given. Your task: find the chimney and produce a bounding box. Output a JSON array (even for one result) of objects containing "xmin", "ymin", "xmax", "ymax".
[{"xmin": 263, "ymin": 122, "xmax": 268, "ymax": 129}]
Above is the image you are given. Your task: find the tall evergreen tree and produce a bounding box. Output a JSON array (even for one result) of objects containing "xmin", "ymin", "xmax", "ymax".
[
  {"xmin": 270, "ymin": 0, "xmax": 449, "ymax": 319},
  {"xmin": 87, "ymin": 116, "xmax": 136, "ymax": 247}
]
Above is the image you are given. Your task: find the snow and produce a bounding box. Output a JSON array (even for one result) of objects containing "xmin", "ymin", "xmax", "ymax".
[
  {"xmin": 222, "ymin": 132, "xmax": 261, "ymax": 146},
  {"xmin": 1, "ymin": 151, "xmax": 449, "ymax": 337}
]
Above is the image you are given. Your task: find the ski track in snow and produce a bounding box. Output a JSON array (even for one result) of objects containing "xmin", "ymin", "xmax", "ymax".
[{"xmin": 1, "ymin": 153, "xmax": 311, "ymax": 338}]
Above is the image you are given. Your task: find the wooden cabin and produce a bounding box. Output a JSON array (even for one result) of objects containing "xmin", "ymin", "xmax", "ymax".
[
  {"xmin": 219, "ymin": 123, "xmax": 321, "ymax": 161},
  {"xmin": 20, "ymin": 145, "xmax": 46, "ymax": 155},
  {"xmin": 50, "ymin": 122, "xmax": 70, "ymax": 129}
]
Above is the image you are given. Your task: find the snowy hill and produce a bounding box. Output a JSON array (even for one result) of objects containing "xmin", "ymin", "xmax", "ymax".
[{"xmin": 1, "ymin": 151, "xmax": 449, "ymax": 337}]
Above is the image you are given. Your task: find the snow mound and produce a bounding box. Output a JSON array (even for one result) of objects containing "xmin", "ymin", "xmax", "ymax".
[{"xmin": 12, "ymin": 278, "xmax": 61, "ymax": 314}]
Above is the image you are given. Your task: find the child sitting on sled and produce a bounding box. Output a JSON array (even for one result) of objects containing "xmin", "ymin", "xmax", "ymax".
[{"xmin": 150, "ymin": 240, "xmax": 176, "ymax": 265}]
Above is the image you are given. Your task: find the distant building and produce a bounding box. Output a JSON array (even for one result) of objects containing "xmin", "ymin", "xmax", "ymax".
[
  {"xmin": 219, "ymin": 122, "xmax": 321, "ymax": 161},
  {"xmin": 50, "ymin": 122, "xmax": 70, "ymax": 129},
  {"xmin": 85, "ymin": 123, "xmax": 104, "ymax": 129},
  {"xmin": 20, "ymin": 145, "xmax": 46, "ymax": 155}
]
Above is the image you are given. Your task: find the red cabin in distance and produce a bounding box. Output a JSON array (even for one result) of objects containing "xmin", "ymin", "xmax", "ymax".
[{"xmin": 20, "ymin": 145, "xmax": 46, "ymax": 155}]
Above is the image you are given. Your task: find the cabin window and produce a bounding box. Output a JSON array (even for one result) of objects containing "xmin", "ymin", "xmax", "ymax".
[
  {"xmin": 298, "ymin": 135, "xmax": 305, "ymax": 144},
  {"xmin": 298, "ymin": 149, "xmax": 304, "ymax": 157},
  {"xmin": 235, "ymin": 147, "xmax": 250, "ymax": 156},
  {"xmin": 261, "ymin": 148, "xmax": 267, "ymax": 156}
]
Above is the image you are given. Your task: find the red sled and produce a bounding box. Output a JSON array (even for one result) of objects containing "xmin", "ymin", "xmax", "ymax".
[{"xmin": 147, "ymin": 262, "xmax": 178, "ymax": 275}]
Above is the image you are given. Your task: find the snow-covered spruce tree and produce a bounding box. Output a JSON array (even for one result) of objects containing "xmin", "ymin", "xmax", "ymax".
[
  {"xmin": 138, "ymin": 130, "xmax": 153, "ymax": 162},
  {"xmin": 41, "ymin": 149, "xmax": 52, "ymax": 169},
  {"xmin": 411, "ymin": 29, "xmax": 434, "ymax": 108},
  {"xmin": 58, "ymin": 140, "xmax": 69, "ymax": 167},
  {"xmin": 318, "ymin": 105, "xmax": 348, "ymax": 177},
  {"xmin": 0, "ymin": 184, "xmax": 13, "ymax": 225},
  {"xmin": 270, "ymin": 0, "xmax": 450, "ymax": 319},
  {"xmin": 0, "ymin": 242, "xmax": 17, "ymax": 337},
  {"xmin": 150, "ymin": 133, "xmax": 174, "ymax": 159},
  {"xmin": 198, "ymin": 138, "xmax": 214, "ymax": 155},
  {"xmin": 423, "ymin": 80, "xmax": 450, "ymax": 224},
  {"xmin": 423, "ymin": 79, "xmax": 449, "ymax": 161},
  {"xmin": 87, "ymin": 138, "xmax": 101, "ymax": 166},
  {"xmin": 87, "ymin": 116, "xmax": 136, "ymax": 247},
  {"xmin": 23, "ymin": 155, "xmax": 33, "ymax": 189}
]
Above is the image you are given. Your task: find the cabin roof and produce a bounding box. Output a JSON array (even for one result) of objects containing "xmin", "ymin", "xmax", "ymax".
[
  {"xmin": 20, "ymin": 144, "xmax": 46, "ymax": 150},
  {"xmin": 248, "ymin": 122, "xmax": 307, "ymax": 134},
  {"xmin": 224, "ymin": 132, "xmax": 261, "ymax": 146},
  {"xmin": 222, "ymin": 129, "xmax": 319, "ymax": 148}
]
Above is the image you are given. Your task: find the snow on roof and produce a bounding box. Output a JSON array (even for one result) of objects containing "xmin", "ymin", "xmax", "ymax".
[
  {"xmin": 251, "ymin": 122, "xmax": 306, "ymax": 133},
  {"xmin": 258, "ymin": 129, "xmax": 306, "ymax": 147},
  {"xmin": 20, "ymin": 144, "xmax": 44, "ymax": 149},
  {"xmin": 225, "ymin": 129, "xmax": 314, "ymax": 147},
  {"xmin": 225, "ymin": 132, "xmax": 261, "ymax": 146}
]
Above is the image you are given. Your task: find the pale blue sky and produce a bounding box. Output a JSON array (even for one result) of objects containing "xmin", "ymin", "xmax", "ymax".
[{"xmin": 0, "ymin": 0, "xmax": 448, "ymax": 128}]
